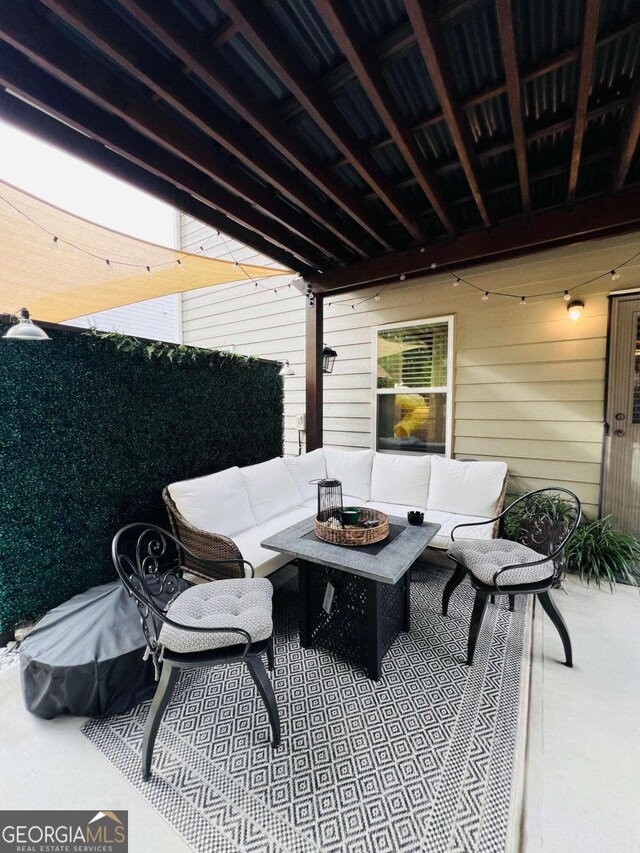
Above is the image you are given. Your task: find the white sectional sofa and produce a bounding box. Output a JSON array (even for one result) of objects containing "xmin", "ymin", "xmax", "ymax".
[{"xmin": 165, "ymin": 449, "xmax": 508, "ymax": 580}]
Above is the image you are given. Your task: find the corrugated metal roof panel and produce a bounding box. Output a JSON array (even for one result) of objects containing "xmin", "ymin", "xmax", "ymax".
[
  {"xmin": 468, "ymin": 93, "xmax": 512, "ymax": 149},
  {"xmin": 592, "ymin": 31, "xmax": 639, "ymax": 101},
  {"xmin": 527, "ymin": 128, "xmax": 572, "ymax": 173},
  {"xmin": 481, "ymin": 150, "xmax": 518, "ymax": 185},
  {"xmin": 345, "ymin": 0, "xmax": 407, "ymax": 41},
  {"xmin": 399, "ymin": 180, "xmax": 429, "ymax": 213},
  {"xmin": 290, "ymin": 114, "xmax": 340, "ymax": 161},
  {"xmin": 438, "ymin": 166, "xmax": 471, "ymax": 201},
  {"xmin": 334, "ymin": 162, "xmax": 369, "ymax": 192},
  {"xmin": 269, "ymin": 0, "xmax": 342, "ymax": 74},
  {"xmin": 524, "ymin": 63, "xmax": 577, "ymax": 130},
  {"xmin": 513, "ymin": 0, "xmax": 582, "ymax": 70},
  {"xmin": 220, "ymin": 35, "xmax": 291, "ymax": 104},
  {"xmin": 487, "ymin": 186, "xmax": 522, "ymax": 222},
  {"xmin": 381, "ymin": 44, "xmax": 440, "ymax": 122},
  {"xmin": 584, "ymin": 106, "xmax": 626, "ymax": 154},
  {"xmin": 598, "ymin": 0, "xmax": 638, "ymax": 33},
  {"xmin": 530, "ymin": 172, "xmax": 567, "ymax": 211},
  {"xmin": 577, "ymin": 158, "xmax": 611, "ymax": 198},
  {"xmin": 173, "ymin": 0, "xmax": 227, "ymax": 31},
  {"xmin": 452, "ymin": 198, "xmax": 483, "ymax": 230},
  {"xmin": 414, "ymin": 122, "xmax": 457, "ymax": 166},
  {"xmin": 442, "ymin": 0, "xmax": 503, "ymax": 99},
  {"xmin": 333, "ymin": 79, "xmax": 387, "ymax": 142},
  {"xmin": 371, "ymin": 142, "xmax": 412, "ymax": 179}
]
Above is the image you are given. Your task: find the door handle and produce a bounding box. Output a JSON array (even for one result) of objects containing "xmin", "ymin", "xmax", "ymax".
[{"xmin": 614, "ymin": 429, "xmax": 625, "ymax": 437}]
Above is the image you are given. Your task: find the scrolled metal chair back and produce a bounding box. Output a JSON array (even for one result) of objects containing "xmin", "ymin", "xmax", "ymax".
[{"xmin": 501, "ymin": 488, "xmax": 581, "ymax": 580}]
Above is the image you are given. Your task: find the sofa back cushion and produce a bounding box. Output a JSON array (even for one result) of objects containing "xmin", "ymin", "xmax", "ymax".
[
  {"xmin": 323, "ymin": 447, "xmax": 374, "ymax": 501},
  {"xmin": 240, "ymin": 457, "xmax": 303, "ymax": 524},
  {"xmin": 370, "ymin": 452, "xmax": 431, "ymax": 508},
  {"xmin": 426, "ymin": 456, "xmax": 508, "ymax": 519},
  {"xmin": 283, "ymin": 448, "xmax": 327, "ymax": 504},
  {"xmin": 168, "ymin": 466, "xmax": 256, "ymax": 537}
]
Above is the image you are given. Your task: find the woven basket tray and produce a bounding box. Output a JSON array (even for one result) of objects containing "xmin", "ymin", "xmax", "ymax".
[{"xmin": 314, "ymin": 508, "xmax": 389, "ymax": 547}]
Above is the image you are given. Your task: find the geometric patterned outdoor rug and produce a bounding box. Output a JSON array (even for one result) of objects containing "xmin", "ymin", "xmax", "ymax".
[{"xmin": 83, "ymin": 567, "xmax": 531, "ymax": 853}]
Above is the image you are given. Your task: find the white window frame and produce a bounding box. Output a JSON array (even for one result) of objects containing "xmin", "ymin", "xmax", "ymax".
[{"xmin": 372, "ymin": 315, "xmax": 454, "ymax": 457}]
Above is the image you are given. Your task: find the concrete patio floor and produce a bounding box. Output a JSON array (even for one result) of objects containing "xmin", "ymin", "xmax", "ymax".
[{"xmin": 0, "ymin": 573, "xmax": 638, "ymax": 853}]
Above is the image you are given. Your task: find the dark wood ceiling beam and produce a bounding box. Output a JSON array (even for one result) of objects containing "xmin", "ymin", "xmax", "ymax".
[
  {"xmin": 0, "ymin": 89, "xmax": 313, "ymax": 275},
  {"xmin": 214, "ymin": 0, "xmax": 423, "ymax": 243},
  {"xmin": 0, "ymin": 41, "xmax": 327, "ymax": 271},
  {"xmin": 0, "ymin": 4, "xmax": 341, "ymax": 269},
  {"xmin": 567, "ymin": 0, "xmax": 601, "ymax": 204},
  {"xmin": 314, "ymin": 0, "xmax": 455, "ymax": 235},
  {"xmin": 404, "ymin": 0, "xmax": 491, "ymax": 226},
  {"xmin": 117, "ymin": 0, "xmax": 395, "ymax": 252},
  {"xmin": 613, "ymin": 81, "xmax": 640, "ymax": 191},
  {"xmin": 310, "ymin": 186, "xmax": 640, "ymax": 293},
  {"xmin": 38, "ymin": 0, "xmax": 368, "ymax": 262},
  {"xmin": 496, "ymin": 0, "xmax": 530, "ymax": 214}
]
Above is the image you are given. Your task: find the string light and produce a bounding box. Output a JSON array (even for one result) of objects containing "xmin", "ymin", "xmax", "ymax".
[
  {"xmin": 563, "ymin": 290, "xmax": 571, "ymax": 301},
  {"xmin": 610, "ymin": 269, "xmax": 620, "ymax": 280},
  {"xmin": 177, "ymin": 259, "xmax": 184, "ymax": 272},
  {"xmin": 420, "ymin": 247, "xmax": 426, "ymax": 253},
  {"xmin": 431, "ymin": 262, "xmax": 437, "ymax": 269},
  {"xmin": 453, "ymin": 277, "xmax": 461, "ymax": 287},
  {"xmin": 520, "ymin": 296, "xmax": 527, "ymax": 306},
  {"xmin": 105, "ymin": 259, "xmax": 112, "ymax": 271},
  {"xmin": 374, "ymin": 293, "xmax": 381, "ymax": 302},
  {"xmin": 399, "ymin": 273, "xmax": 406, "ymax": 280},
  {"xmin": 145, "ymin": 265, "xmax": 152, "ymax": 276},
  {"xmin": 50, "ymin": 235, "xmax": 59, "ymax": 249},
  {"xmin": 482, "ymin": 291, "xmax": 489, "ymax": 301}
]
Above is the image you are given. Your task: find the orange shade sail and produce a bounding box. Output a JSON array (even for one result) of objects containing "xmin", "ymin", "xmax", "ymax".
[{"xmin": 0, "ymin": 179, "xmax": 288, "ymax": 322}]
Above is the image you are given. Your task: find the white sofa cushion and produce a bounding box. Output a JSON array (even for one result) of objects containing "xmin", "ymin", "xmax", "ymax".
[
  {"xmin": 283, "ymin": 448, "xmax": 327, "ymax": 503},
  {"xmin": 323, "ymin": 447, "xmax": 374, "ymax": 501},
  {"xmin": 370, "ymin": 452, "xmax": 431, "ymax": 508},
  {"xmin": 168, "ymin": 466, "xmax": 255, "ymax": 538},
  {"xmin": 426, "ymin": 456, "xmax": 507, "ymax": 519},
  {"xmin": 424, "ymin": 510, "xmax": 495, "ymax": 550},
  {"xmin": 303, "ymin": 494, "xmax": 365, "ymax": 511},
  {"xmin": 234, "ymin": 506, "xmax": 315, "ymax": 577},
  {"xmin": 240, "ymin": 457, "xmax": 303, "ymax": 525}
]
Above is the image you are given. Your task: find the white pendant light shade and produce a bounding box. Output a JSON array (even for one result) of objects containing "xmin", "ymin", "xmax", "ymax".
[{"xmin": 3, "ymin": 308, "xmax": 50, "ymax": 340}]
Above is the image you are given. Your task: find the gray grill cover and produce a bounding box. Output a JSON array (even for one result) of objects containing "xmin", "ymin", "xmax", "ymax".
[{"xmin": 20, "ymin": 581, "xmax": 156, "ymax": 719}]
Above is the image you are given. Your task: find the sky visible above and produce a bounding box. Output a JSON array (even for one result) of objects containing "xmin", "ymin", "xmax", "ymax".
[{"xmin": 0, "ymin": 118, "xmax": 176, "ymax": 247}]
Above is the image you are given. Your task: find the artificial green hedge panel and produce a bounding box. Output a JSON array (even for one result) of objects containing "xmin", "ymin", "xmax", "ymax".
[{"xmin": 0, "ymin": 328, "xmax": 283, "ymax": 635}]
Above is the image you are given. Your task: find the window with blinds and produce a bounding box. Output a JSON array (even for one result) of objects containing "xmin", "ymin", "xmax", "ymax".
[{"xmin": 375, "ymin": 317, "xmax": 453, "ymax": 456}]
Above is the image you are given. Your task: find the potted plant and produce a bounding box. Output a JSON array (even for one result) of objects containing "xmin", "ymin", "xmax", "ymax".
[{"xmin": 564, "ymin": 516, "xmax": 640, "ymax": 592}]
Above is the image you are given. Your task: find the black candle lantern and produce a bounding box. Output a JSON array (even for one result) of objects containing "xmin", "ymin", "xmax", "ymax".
[
  {"xmin": 316, "ymin": 478, "xmax": 344, "ymax": 526},
  {"xmin": 322, "ymin": 345, "xmax": 337, "ymax": 374}
]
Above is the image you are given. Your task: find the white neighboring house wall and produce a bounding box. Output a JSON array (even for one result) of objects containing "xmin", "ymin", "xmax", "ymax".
[
  {"xmin": 179, "ymin": 213, "xmax": 301, "ymax": 455},
  {"xmin": 63, "ymin": 294, "xmax": 181, "ymax": 342}
]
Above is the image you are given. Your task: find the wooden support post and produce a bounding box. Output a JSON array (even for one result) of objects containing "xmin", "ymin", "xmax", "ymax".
[{"xmin": 305, "ymin": 293, "xmax": 323, "ymax": 451}]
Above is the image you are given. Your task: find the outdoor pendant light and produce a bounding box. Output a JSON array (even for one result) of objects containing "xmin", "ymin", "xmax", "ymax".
[
  {"xmin": 322, "ymin": 345, "xmax": 337, "ymax": 374},
  {"xmin": 567, "ymin": 300, "xmax": 584, "ymax": 321},
  {"xmin": 279, "ymin": 359, "xmax": 295, "ymax": 376},
  {"xmin": 2, "ymin": 308, "xmax": 51, "ymax": 340}
]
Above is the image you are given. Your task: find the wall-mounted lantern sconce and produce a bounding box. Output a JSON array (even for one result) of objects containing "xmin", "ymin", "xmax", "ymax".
[
  {"xmin": 2, "ymin": 308, "xmax": 51, "ymax": 340},
  {"xmin": 567, "ymin": 300, "xmax": 584, "ymax": 321},
  {"xmin": 322, "ymin": 345, "xmax": 337, "ymax": 374},
  {"xmin": 279, "ymin": 359, "xmax": 295, "ymax": 376}
]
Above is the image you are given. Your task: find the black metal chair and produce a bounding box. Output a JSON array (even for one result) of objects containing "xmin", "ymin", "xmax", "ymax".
[
  {"xmin": 442, "ymin": 488, "xmax": 581, "ymax": 667},
  {"xmin": 112, "ymin": 523, "xmax": 281, "ymax": 780}
]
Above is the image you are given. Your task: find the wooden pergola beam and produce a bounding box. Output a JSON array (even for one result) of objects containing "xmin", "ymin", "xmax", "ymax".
[
  {"xmin": 314, "ymin": 0, "xmax": 455, "ymax": 236},
  {"xmin": 117, "ymin": 0, "xmax": 395, "ymax": 252},
  {"xmin": 305, "ymin": 296, "xmax": 324, "ymax": 452},
  {"xmin": 567, "ymin": 0, "xmax": 601, "ymax": 204},
  {"xmin": 496, "ymin": 0, "xmax": 530, "ymax": 214},
  {"xmin": 0, "ymin": 88, "xmax": 314, "ymax": 275},
  {"xmin": 613, "ymin": 82, "xmax": 640, "ymax": 191},
  {"xmin": 404, "ymin": 0, "xmax": 491, "ymax": 226},
  {"xmin": 0, "ymin": 5, "xmax": 337, "ymax": 270},
  {"xmin": 310, "ymin": 186, "xmax": 640, "ymax": 293},
  {"xmin": 38, "ymin": 0, "xmax": 370, "ymax": 262},
  {"xmin": 0, "ymin": 43, "xmax": 327, "ymax": 270},
  {"xmin": 214, "ymin": 0, "xmax": 423, "ymax": 243}
]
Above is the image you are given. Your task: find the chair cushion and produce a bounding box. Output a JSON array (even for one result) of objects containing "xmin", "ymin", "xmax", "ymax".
[
  {"xmin": 427, "ymin": 456, "xmax": 507, "ymax": 518},
  {"xmin": 283, "ymin": 448, "xmax": 327, "ymax": 503},
  {"xmin": 240, "ymin": 457, "xmax": 303, "ymax": 524},
  {"xmin": 447, "ymin": 539, "xmax": 553, "ymax": 587},
  {"xmin": 167, "ymin": 467, "xmax": 255, "ymax": 538},
  {"xmin": 370, "ymin": 452, "xmax": 431, "ymax": 508},
  {"xmin": 159, "ymin": 578, "xmax": 273, "ymax": 654},
  {"xmin": 323, "ymin": 447, "xmax": 374, "ymax": 500}
]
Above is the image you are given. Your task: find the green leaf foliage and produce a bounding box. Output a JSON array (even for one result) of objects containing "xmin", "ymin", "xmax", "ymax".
[
  {"xmin": 0, "ymin": 327, "xmax": 283, "ymax": 634},
  {"xmin": 564, "ymin": 516, "xmax": 640, "ymax": 592}
]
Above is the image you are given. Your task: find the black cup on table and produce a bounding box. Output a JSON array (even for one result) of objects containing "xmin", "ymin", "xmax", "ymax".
[{"xmin": 407, "ymin": 510, "xmax": 424, "ymax": 526}]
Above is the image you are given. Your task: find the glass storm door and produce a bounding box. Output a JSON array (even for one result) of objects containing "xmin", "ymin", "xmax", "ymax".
[{"xmin": 602, "ymin": 294, "xmax": 640, "ymax": 537}]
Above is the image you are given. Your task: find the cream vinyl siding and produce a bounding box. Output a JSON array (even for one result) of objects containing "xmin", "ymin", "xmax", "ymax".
[
  {"xmin": 180, "ymin": 217, "xmax": 640, "ymax": 519},
  {"xmin": 64, "ymin": 294, "xmax": 180, "ymax": 342}
]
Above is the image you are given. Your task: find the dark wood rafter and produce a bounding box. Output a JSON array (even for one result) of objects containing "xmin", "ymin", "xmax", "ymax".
[
  {"xmin": 613, "ymin": 81, "xmax": 640, "ymax": 192},
  {"xmin": 404, "ymin": 0, "xmax": 491, "ymax": 226},
  {"xmin": 0, "ymin": 3, "xmax": 345, "ymax": 270},
  {"xmin": 116, "ymin": 0, "xmax": 395, "ymax": 252},
  {"xmin": 0, "ymin": 89, "xmax": 314, "ymax": 275},
  {"xmin": 495, "ymin": 0, "xmax": 530, "ymax": 215},
  {"xmin": 567, "ymin": 0, "xmax": 601, "ymax": 204},
  {"xmin": 0, "ymin": 44, "xmax": 327, "ymax": 272},
  {"xmin": 314, "ymin": 0, "xmax": 455, "ymax": 236},
  {"xmin": 310, "ymin": 186, "xmax": 640, "ymax": 293},
  {"xmin": 305, "ymin": 295, "xmax": 324, "ymax": 452},
  {"xmin": 37, "ymin": 0, "xmax": 371, "ymax": 262},
  {"xmin": 214, "ymin": 0, "xmax": 424, "ymax": 243}
]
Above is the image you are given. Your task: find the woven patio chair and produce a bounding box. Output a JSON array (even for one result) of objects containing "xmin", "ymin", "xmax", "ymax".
[
  {"xmin": 163, "ymin": 486, "xmax": 247, "ymax": 581},
  {"xmin": 112, "ymin": 523, "xmax": 280, "ymax": 780},
  {"xmin": 441, "ymin": 488, "xmax": 581, "ymax": 667}
]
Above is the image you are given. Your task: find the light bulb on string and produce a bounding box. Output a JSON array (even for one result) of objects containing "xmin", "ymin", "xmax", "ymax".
[
  {"xmin": 233, "ymin": 261, "xmax": 239, "ymax": 270},
  {"xmin": 610, "ymin": 269, "xmax": 620, "ymax": 281},
  {"xmin": 177, "ymin": 259, "xmax": 184, "ymax": 272},
  {"xmin": 399, "ymin": 273, "xmax": 406, "ymax": 281},
  {"xmin": 374, "ymin": 293, "xmax": 381, "ymax": 302},
  {"xmin": 453, "ymin": 277, "xmax": 461, "ymax": 287},
  {"xmin": 482, "ymin": 292, "xmax": 489, "ymax": 301},
  {"xmin": 145, "ymin": 265, "xmax": 152, "ymax": 276},
  {"xmin": 520, "ymin": 296, "xmax": 527, "ymax": 306},
  {"xmin": 50, "ymin": 235, "xmax": 59, "ymax": 249},
  {"xmin": 420, "ymin": 247, "xmax": 426, "ymax": 253},
  {"xmin": 563, "ymin": 290, "xmax": 571, "ymax": 301},
  {"xmin": 430, "ymin": 262, "xmax": 437, "ymax": 269},
  {"xmin": 105, "ymin": 259, "xmax": 112, "ymax": 272}
]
